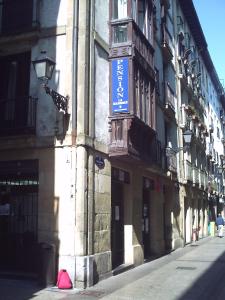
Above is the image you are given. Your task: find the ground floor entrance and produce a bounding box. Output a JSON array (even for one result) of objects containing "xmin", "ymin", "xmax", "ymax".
[
  {"xmin": 111, "ymin": 181, "xmax": 124, "ymax": 269},
  {"xmin": 0, "ymin": 160, "xmax": 38, "ymax": 276},
  {"xmin": 142, "ymin": 188, "xmax": 150, "ymax": 259}
]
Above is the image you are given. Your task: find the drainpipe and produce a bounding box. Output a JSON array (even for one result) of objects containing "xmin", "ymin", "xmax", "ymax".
[
  {"xmin": 74, "ymin": 0, "xmax": 92, "ymax": 289},
  {"xmin": 173, "ymin": 0, "xmax": 185, "ymax": 246},
  {"xmin": 72, "ymin": 0, "xmax": 78, "ymax": 130}
]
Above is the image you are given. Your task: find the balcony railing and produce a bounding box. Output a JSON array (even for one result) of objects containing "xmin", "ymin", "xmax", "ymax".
[
  {"xmin": 164, "ymin": 82, "xmax": 175, "ymax": 117},
  {"xmin": 208, "ymin": 175, "xmax": 218, "ymax": 193},
  {"xmin": 161, "ymin": 23, "xmax": 173, "ymax": 63},
  {"xmin": 193, "ymin": 166, "xmax": 199, "ymax": 185},
  {"xmin": 179, "ymin": 104, "xmax": 187, "ymax": 128},
  {"xmin": 0, "ymin": 96, "xmax": 37, "ymax": 135},
  {"xmin": 206, "ymin": 142, "xmax": 213, "ymax": 158},
  {"xmin": 184, "ymin": 161, "xmax": 208, "ymax": 190},
  {"xmin": 165, "ymin": 147, "xmax": 177, "ymax": 173},
  {"xmin": 184, "ymin": 160, "xmax": 192, "ymax": 182},
  {"xmin": 209, "ymin": 123, "xmax": 214, "ymax": 132},
  {"xmin": 0, "ymin": 0, "xmax": 40, "ymax": 36},
  {"xmin": 109, "ymin": 116, "xmax": 160, "ymax": 166},
  {"xmin": 199, "ymin": 170, "xmax": 208, "ymax": 190}
]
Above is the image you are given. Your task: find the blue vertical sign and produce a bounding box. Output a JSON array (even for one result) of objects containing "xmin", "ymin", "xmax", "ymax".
[{"xmin": 112, "ymin": 58, "xmax": 129, "ymax": 113}]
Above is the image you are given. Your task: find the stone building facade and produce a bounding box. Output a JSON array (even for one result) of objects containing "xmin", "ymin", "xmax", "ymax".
[{"xmin": 0, "ymin": 0, "xmax": 224, "ymax": 289}]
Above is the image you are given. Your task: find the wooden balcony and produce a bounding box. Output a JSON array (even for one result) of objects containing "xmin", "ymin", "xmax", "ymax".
[
  {"xmin": 109, "ymin": 116, "xmax": 160, "ymax": 166},
  {"xmin": 0, "ymin": 96, "xmax": 37, "ymax": 136},
  {"xmin": 110, "ymin": 19, "xmax": 155, "ymax": 79},
  {"xmin": 161, "ymin": 24, "xmax": 173, "ymax": 64}
]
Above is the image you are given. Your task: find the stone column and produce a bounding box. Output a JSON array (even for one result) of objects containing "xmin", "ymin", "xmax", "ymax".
[
  {"xmin": 131, "ymin": 169, "xmax": 143, "ymax": 266},
  {"xmin": 75, "ymin": 0, "xmax": 93, "ymax": 289}
]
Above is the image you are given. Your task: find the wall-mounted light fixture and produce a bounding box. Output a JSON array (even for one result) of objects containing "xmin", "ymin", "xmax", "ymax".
[
  {"xmin": 166, "ymin": 129, "xmax": 192, "ymax": 155},
  {"xmin": 32, "ymin": 51, "xmax": 69, "ymax": 114}
]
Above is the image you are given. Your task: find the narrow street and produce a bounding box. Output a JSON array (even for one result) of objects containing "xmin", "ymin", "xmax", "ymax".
[{"xmin": 1, "ymin": 235, "xmax": 225, "ymax": 300}]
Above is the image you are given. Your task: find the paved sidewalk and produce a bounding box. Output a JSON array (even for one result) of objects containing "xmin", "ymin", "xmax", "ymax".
[{"xmin": 1, "ymin": 236, "xmax": 225, "ymax": 300}]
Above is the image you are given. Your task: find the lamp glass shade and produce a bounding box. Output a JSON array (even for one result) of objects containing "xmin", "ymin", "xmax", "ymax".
[
  {"xmin": 183, "ymin": 130, "xmax": 192, "ymax": 145},
  {"xmin": 33, "ymin": 61, "xmax": 47, "ymax": 79},
  {"xmin": 32, "ymin": 57, "xmax": 55, "ymax": 81},
  {"xmin": 46, "ymin": 59, "xmax": 55, "ymax": 79}
]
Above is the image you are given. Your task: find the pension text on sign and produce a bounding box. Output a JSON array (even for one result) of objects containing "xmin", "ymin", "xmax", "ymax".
[{"xmin": 112, "ymin": 58, "xmax": 129, "ymax": 113}]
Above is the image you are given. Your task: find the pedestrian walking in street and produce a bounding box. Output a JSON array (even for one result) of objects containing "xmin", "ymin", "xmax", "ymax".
[{"xmin": 216, "ymin": 213, "xmax": 224, "ymax": 238}]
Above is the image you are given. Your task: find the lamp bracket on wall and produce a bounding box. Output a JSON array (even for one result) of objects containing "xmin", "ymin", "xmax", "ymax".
[
  {"xmin": 32, "ymin": 52, "xmax": 69, "ymax": 114},
  {"xmin": 166, "ymin": 145, "xmax": 189, "ymax": 155},
  {"xmin": 43, "ymin": 84, "xmax": 69, "ymax": 114}
]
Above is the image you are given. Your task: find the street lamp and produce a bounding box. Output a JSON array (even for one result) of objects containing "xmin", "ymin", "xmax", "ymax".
[
  {"xmin": 166, "ymin": 130, "xmax": 192, "ymax": 155},
  {"xmin": 183, "ymin": 129, "xmax": 192, "ymax": 145},
  {"xmin": 32, "ymin": 51, "xmax": 69, "ymax": 114}
]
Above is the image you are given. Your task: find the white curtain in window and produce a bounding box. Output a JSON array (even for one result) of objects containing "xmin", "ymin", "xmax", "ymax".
[{"xmin": 118, "ymin": 0, "xmax": 127, "ymax": 19}]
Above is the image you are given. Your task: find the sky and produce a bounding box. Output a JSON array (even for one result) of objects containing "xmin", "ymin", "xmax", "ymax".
[{"xmin": 193, "ymin": 0, "xmax": 225, "ymax": 88}]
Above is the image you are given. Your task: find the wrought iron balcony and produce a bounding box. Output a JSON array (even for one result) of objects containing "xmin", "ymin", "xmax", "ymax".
[
  {"xmin": 184, "ymin": 160, "xmax": 193, "ymax": 182},
  {"xmin": 0, "ymin": 96, "xmax": 37, "ymax": 135},
  {"xmin": 206, "ymin": 142, "xmax": 213, "ymax": 158},
  {"xmin": 109, "ymin": 116, "xmax": 161, "ymax": 166},
  {"xmin": 161, "ymin": 24, "xmax": 173, "ymax": 63},
  {"xmin": 0, "ymin": 0, "xmax": 40, "ymax": 36},
  {"xmin": 192, "ymin": 166, "xmax": 199, "ymax": 186},
  {"xmin": 184, "ymin": 160, "xmax": 208, "ymax": 190},
  {"xmin": 199, "ymin": 170, "xmax": 208, "ymax": 190},
  {"xmin": 165, "ymin": 147, "xmax": 177, "ymax": 173},
  {"xmin": 208, "ymin": 175, "xmax": 218, "ymax": 193},
  {"xmin": 209, "ymin": 123, "xmax": 214, "ymax": 132},
  {"xmin": 164, "ymin": 82, "xmax": 175, "ymax": 118}
]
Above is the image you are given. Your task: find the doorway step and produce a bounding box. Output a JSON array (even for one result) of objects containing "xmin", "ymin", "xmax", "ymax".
[{"xmin": 112, "ymin": 263, "xmax": 134, "ymax": 276}]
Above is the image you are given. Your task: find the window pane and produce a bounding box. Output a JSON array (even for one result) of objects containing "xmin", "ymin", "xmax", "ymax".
[
  {"xmin": 147, "ymin": 5, "xmax": 152, "ymax": 42},
  {"xmin": 112, "ymin": 0, "xmax": 127, "ymax": 19},
  {"xmin": 113, "ymin": 25, "xmax": 128, "ymax": 43},
  {"xmin": 7, "ymin": 62, "xmax": 17, "ymax": 99},
  {"xmin": 132, "ymin": 0, "xmax": 137, "ymax": 21},
  {"xmin": 138, "ymin": 0, "xmax": 145, "ymax": 32}
]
